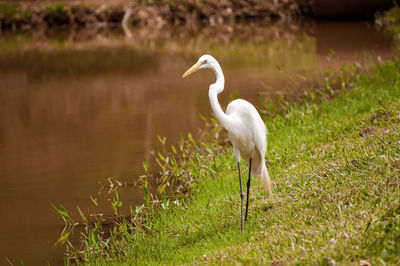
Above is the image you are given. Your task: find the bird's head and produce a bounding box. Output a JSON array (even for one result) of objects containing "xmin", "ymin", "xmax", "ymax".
[{"xmin": 182, "ymin": 54, "xmax": 218, "ymax": 78}]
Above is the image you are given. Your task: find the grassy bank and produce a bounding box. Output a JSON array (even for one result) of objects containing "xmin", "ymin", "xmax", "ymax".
[{"xmin": 63, "ymin": 59, "xmax": 400, "ymax": 264}]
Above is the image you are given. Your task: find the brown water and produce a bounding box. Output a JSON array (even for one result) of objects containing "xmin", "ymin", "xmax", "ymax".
[{"xmin": 0, "ymin": 20, "xmax": 393, "ymax": 265}]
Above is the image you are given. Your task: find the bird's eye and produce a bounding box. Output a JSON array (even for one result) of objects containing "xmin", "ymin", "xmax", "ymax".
[{"xmin": 202, "ymin": 60, "xmax": 207, "ymax": 64}]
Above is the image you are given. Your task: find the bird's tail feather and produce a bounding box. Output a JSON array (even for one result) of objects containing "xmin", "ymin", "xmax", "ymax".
[{"xmin": 261, "ymin": 161, "xmax": 273, "ymax": 199}]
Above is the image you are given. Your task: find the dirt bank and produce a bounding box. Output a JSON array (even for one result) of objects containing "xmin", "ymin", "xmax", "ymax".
[{"xmin": 0, "ymin": 0, "xmax": 310, "ymax": 31}]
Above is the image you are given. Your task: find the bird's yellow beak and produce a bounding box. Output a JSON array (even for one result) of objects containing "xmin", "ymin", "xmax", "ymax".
[{"xmin": 182, "ymin": 62, "xmax": 202, "ymax": 78}]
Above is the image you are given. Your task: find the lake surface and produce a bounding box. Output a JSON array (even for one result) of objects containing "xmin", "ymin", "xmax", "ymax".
[{"xmin": 0, "ymin": 20, "xmax": 394, "ymax": 265}]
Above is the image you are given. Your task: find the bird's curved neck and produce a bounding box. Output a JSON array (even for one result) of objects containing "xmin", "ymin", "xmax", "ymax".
[
  {"xmin": 211, "ymin": 64, "xmax": 225, "ymax": 94},
  {"xmin": 208, "ymin": 64, "xmax": 231, "ymax": 130}
]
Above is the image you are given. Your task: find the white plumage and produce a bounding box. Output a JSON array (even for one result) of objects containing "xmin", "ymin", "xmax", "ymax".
[{"xmin": 182, "ymin": 54, "xmax": 273, "ymax": 234}]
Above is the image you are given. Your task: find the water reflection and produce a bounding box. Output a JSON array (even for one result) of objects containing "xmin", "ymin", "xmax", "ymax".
[{"xmin": 0, "ymin": 20, "xmax": 393, "ymax": 265}]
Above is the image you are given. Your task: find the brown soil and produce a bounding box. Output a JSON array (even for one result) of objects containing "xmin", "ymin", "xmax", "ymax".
[{"xmin": 0, "ymin": 0, "xmax": 310, "ymax": 31}]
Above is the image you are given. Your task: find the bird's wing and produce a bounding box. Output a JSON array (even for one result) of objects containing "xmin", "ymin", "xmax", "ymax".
[
  {"xmin": 226, "ymin": 99, "xmax": 267, "ymax": 164},
  {"xmin": 252, "ymin": 112, "xmax": 267, "ymax": 156}
]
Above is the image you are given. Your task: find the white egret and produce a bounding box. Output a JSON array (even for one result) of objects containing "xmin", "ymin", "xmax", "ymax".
[{"xmin": 182, "ymin": 54, "xmax": 273, "ymax": 234}]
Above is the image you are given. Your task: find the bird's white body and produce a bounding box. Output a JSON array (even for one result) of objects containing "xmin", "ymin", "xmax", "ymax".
[
  {"xmin": 182, "ymin": 54, "xmax": 273, "ymax": 233},
  {"xmin": 226, "ymin": 99, "xmax": 267, "ymax": 175}
]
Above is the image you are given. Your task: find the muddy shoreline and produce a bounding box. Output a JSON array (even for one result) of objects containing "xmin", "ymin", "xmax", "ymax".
[{"xmin": 0, "ymin": 0, "xmax": 312, "ymax": 31}]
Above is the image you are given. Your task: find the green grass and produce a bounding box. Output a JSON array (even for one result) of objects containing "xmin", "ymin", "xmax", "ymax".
[{"xmin": 66, "ymin": 59, "xmax": 400, "ymax": 265}]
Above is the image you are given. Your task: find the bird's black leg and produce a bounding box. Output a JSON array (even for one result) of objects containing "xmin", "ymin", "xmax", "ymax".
[
  {"xmin": 245, "ymin": 158, "xmax": 252, "ymax": 221},
  {"xmin": 238, "ymin": 161, "xmax": 244, "ymax": 234}
]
